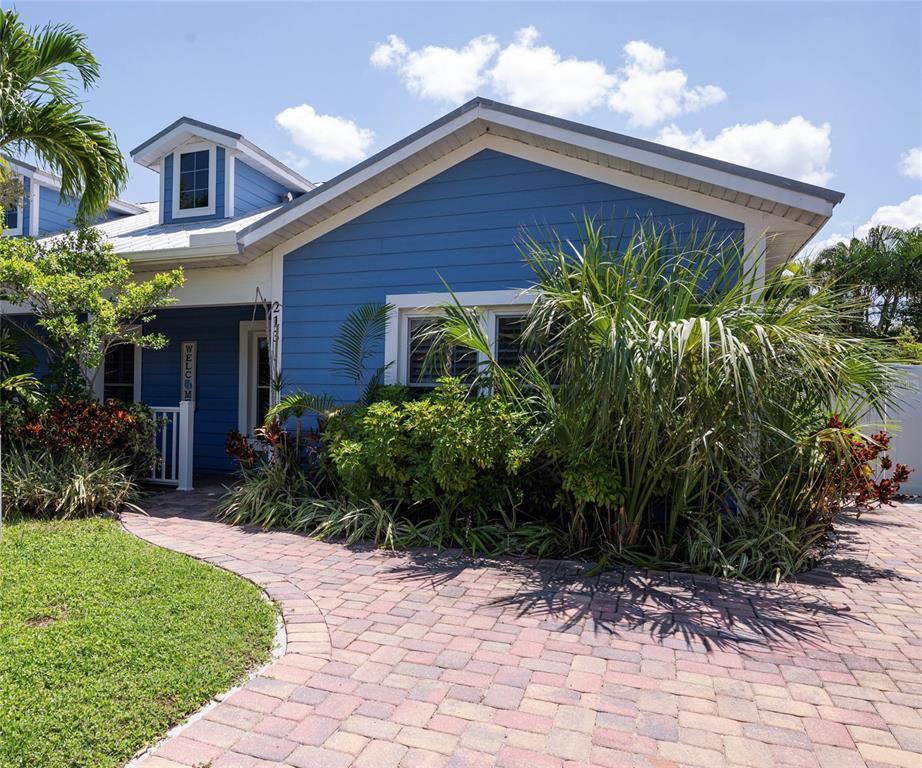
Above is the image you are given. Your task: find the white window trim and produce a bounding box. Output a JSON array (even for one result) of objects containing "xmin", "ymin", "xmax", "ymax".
[
  {"xmin": 238, "ymin": 320, "xmax": 267, "ymax": 435},
  {"xmin": 93, "ymin": 329, "xmax": 143, "ymax": 403},
  {"xmin": 171, "ymin": 141, "xmax": 217, "ymax": 219},
  {"xmin": 384, "ymin": 290, "xmax": 532, "ymax": 385},
  {"xmin": 2, "ymin": 176, "xmax": 24, "ymax": 237}
]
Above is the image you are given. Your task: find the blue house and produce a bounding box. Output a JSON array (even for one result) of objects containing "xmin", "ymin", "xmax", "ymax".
[
  {"xmin": 8, "ymin": 98, "xmax": 844, "ymax": 478},
  {"xmin": 1, "ymin": 157, "xmax": 143, "ymax": 237}
]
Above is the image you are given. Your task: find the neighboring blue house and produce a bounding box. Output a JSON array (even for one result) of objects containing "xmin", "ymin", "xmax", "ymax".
[
  {"xmin": 1, "ymin": 157, "xmax": 143, "ymax": 237},
  {"xmin": 8, "ymin": 98, "xmax": 844, "ymax": 476}
]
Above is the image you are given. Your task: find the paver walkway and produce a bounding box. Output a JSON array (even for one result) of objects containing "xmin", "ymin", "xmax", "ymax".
[{"xmin": 122, "ymin": 490, "xmax": 922, "ymax": 768}]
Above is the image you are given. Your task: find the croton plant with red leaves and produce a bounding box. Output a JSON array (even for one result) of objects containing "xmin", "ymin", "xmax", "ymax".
[{"xmin": 824, "ymin": 414, "xmax": 913, "ymax": 513}]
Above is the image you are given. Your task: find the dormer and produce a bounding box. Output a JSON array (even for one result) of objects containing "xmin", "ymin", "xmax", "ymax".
[
  {"xmin": 130, "ymin": 117, "xmax": 315, "ymax": 226},
  {"xmin": 1, "ymin": 157, "xmax": 143, "ymax": 238}
]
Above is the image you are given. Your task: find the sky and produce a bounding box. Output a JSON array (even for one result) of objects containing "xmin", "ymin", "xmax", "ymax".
[{"xmin": 9, "ymin": 1, "xmax": 922, "ymax": 252}]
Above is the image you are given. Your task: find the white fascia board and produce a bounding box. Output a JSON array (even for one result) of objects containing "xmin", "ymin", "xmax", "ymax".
[
  {"xmin": 242, "ymin": 107, "xmax": 830, "ymax": 256},
  {"xmin": 133, "ymin": 125, "xmax": 239, "ymax": 168},
  {"xmin": 260, "ymin": 135, "xmax": 811, "ymax": 269},
  {"xmin": 134, "ymin": 124, "xmax": 313, "ymax": 194},
  {"xmin": 107, "ymin": 199, "xmax": 147, "ymax": 215},
  {"xmin": 479, "ymin": 106, "xmax": 837, "ymax": 218},
  {"xmin": 235, "ymin": 140, "xmax": 315, "ymax": 192},
  {"xmin": 239, "ymin": 110, "xmax": 482, "ymax": 249},
  {"xmin": 125, "ymin": 243, "xmax": 244, "ymax": 268}
]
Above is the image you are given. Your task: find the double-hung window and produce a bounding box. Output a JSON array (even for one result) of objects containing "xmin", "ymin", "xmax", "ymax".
[
  {"xmin": 179, "ymin": 150, "xmax": 209, "ymax": 210},
  {"xmin": 171, "ymin": 144, "xmax": 215, "ymax": 218}
]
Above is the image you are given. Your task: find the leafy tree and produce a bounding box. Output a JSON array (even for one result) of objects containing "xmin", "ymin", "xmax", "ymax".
[
  {"xmin": 0, "ymin": 228, "xmax": 184, "ymax": 392},
  {"xmin": 0, "ymin": 8, "xmax": 128, "ymax": 221},
  {"xmin": 810, "ymin": 225, "xmax": 922, "ymax": 338}
]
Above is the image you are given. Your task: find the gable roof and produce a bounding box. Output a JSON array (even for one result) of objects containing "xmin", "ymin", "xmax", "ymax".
[
  {"xmin": 130, "ymin": 117, "xmax": 315, "ymax": 194},
  {"xmin": 91, "ymin": 98, "xmax": 844, "ymax": 271},
  {"xmin": 233, "ymin": 97, "xmax": 843, "ymax": 268},
  {"xmin": 4, "ymin": 156, "xmax": 146, "ymax": 215}
]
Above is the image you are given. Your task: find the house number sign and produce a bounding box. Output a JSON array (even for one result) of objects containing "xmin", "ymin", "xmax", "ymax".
[{"xmin": 181, "ymin": 341, "xmax": 197, "ymax": 404}]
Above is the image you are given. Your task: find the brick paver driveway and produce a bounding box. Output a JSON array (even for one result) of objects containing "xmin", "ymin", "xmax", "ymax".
[{"xmin": 123, "ymin": 491, "xmax": 921, "ymax": 768}]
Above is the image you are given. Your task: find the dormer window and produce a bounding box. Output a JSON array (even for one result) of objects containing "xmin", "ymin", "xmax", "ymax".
[
  {"xmin": 170, "ymin": 142, "xmax": 215, "ymax": 219},
  {"xmin": 179, "ymin": 150, "xmax": 209, "ymax": 209}
]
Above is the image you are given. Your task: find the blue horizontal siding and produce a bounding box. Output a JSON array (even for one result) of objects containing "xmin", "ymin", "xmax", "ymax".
[
  {"xmin": 162, "ymin": 147, "xmax": 226, "ymax": 224},
  {"xmin": 141, "ymin": 305, "xmax": 255, "ymax": 473},
  {"xmin": 282, "ymin": 148, "xmax": 743, "ymax": 403},
  {"xmin": 235, "ymin": 160, "xmax": 291, "ymax": 215},
  {"xmin": 37, "ymin": 185, "xmax": 80, "ymax": 235}
]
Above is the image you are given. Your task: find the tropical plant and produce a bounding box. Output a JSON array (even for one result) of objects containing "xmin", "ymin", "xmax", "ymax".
[
  {"xmin": 0, "ymin": 8, "xmax": 128, "ymax": 221},
  {"xmin": 325, "ymin": 378, "xmax": 535, "ymax": 513},
  {"xmin": 0, "ymin": 228, "xmax": 183, "ymax": 392},
  {"xmin": 0, "ymin": 325, "xmax": 41, "ymax": 404},
  {"xmin": 810, "ymin": 225, "xmax": 922, "ymax": 338},
  {"xmin": 428, "ymin": 219, "xmax": 901, "ymax": 578},
  {"xmin": 1, "ymin": 448, "xmax": 139, "ymax": 520},
  {"xmin": 4, "ymin": 396, "xmax": 158, "ymax": 478},
  {"xmin": 331, "ymin": 301, "xmax": 394, "ymax": 405}
]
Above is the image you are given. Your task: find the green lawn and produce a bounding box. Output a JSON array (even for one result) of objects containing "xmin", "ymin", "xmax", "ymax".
[{"xmin": 0, "ymin": 517, "xmax": 277, "ymax": 768}]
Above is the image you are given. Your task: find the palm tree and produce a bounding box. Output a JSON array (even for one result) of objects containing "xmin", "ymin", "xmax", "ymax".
[{"xmin": 0, "ymin": 8, "xmax": 128, "ymax": 221}]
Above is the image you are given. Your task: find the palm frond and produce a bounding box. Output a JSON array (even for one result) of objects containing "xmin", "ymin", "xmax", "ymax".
[{"xmin": 332, "ymin": 302, "xmax": 393, "ymax": 386}]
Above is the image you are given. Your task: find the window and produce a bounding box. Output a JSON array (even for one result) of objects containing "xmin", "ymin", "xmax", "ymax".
[
  {"xmin": 495, "ymin": 315, "xmax": 527, "ymax": 370},
  {"xmin": 407, "ymin": 316, "xmax": 478, "ymax": 388},
  {"xmin": 170, "ymin": 143, "xmax": 215, "ymax": 219},
  {"xmin": 3, "ymin": 204, "xmax": 18, "ymax": 232},
  {"xmin": 384, "ymin": 290, "xmax": 533, "ymax": 388},
  {"xmin": 102, "ymin": 343, "xmax": 139, "ymax": 403},
  {"xmin": 252, "ymin": 334, "xmax": 270, "ymax": 430},
  {"xmin": 238, "ymin": 321, "xmax": 271, "ymax": 435},
  {"xmin": 178, "ymin": 149, "xmax": 210, "ymax": 210}
]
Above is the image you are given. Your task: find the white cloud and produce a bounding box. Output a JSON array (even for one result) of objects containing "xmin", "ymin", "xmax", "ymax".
[
  {"xmin": 275, "ymin": 104, "xmax": 374, "ymax": 163},
  {"xmin": 607, "ymin": 41, "xmax": 726, "ymax": 127},
  {"xmin": 899, "ymin": 147, "xmax": 922, "ymax": 179},
  {"xmin": 371, "ymin": 33, "xmax": 498, "ymax": 104},
  {"xmin": 370, "ymin": 28, "xmax": 725, "ymax": 123},
  {"xmin": 809, "ymin": 195, "xmax": 922, "ymax": 252},
  {"xmin": 489, "ymin": 26, "xmax": 614, "ymax": 116},
  {"xmin": 370, "ymin": 34, "xmax": 407, "ymax": 69},
  {"xmin": 657, "ymin": 117, "xmax": 833, "ymax": 185}
]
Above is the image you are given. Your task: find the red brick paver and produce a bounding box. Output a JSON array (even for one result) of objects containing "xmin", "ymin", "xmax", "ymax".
[{"xmin": 123, "ymin": 491, "xmax": 921, "ymax": 767}]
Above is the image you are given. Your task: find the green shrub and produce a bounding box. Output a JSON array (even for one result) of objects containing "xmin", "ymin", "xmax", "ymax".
[
  {"xmin": 221, "ymin": 219, "xmax": 911, "ymax": 581},
  {"xmin": 325, "ymin": 379, "xmax": 535, "ymax": 513},
  {"xmin": 5, "ymin": 397, "xmax": 158, "ymax": 478},
  {"xmin": 1, "ymin": 449, "xmax": 140, "ymax": 520}
]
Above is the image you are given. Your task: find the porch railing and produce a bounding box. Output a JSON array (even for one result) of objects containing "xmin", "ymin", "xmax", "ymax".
[{"xmin": 148, "ymin": 400, "xmax": 194, "ymax": 491}]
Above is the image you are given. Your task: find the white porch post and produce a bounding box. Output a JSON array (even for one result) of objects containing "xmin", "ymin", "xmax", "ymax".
[{"xmin": 177, "ymin": 399, "xmax": 195, "ymax": 491}]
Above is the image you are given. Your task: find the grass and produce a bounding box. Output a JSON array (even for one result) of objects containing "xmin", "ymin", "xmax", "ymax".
[{"xmin": 0, "ymin": 517, "xmax": 277, "ymax": 768}]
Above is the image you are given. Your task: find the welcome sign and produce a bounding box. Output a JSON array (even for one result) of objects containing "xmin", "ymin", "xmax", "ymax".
[{"xmin": 181, "ymin": 341, "xmax": 196, "ymax": 404}]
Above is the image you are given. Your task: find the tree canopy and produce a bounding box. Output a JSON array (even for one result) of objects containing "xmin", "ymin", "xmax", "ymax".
[
  {"xmin": 0, "ymin": 228, "xmax": 184, "ymax": 392},
  {"xmin": 810, "ymin": 225, "xmax": 922, "ymax": 339},
  {"xmin": 0, "ymin": 8, "xmax": 128, "ymax": 222}
]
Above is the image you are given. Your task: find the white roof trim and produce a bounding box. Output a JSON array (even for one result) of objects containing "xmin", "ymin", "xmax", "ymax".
[
  {"xmin": 478, "ymin": 106, "xmax": 837, "ymax": 218},
  {"xmin": 239, "ymin": 110, "xmax": 474, "ymax": 249},
  {"xmin": 239, "ymin": 103, "xmax": 839, "ymax": 254},
  {"xmin": 131, "ymin": 120, "xmax": 314, "ymax": 193}
]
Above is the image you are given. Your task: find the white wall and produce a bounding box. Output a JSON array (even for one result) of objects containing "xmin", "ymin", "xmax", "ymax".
[{"xmin": 885, "ymin": 365, "xmax": 922, "ymax": 495}]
